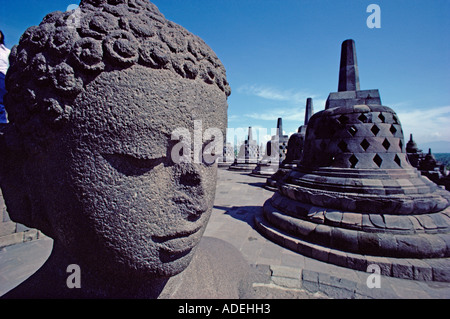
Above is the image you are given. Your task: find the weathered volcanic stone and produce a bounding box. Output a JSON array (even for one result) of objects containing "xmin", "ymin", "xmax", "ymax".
[
  {"xmin": 256, "ymin": 39, "xmax": 450, "ymax": 282},
  {"xmin": 0, "ymin": 0, "xmax": 253, "ymax": 299}
]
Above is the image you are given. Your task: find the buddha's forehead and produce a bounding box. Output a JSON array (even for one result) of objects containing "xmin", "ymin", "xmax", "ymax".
[{"xmin": 70, "ymin": 65, "xmax": 227, "ymax": 158}]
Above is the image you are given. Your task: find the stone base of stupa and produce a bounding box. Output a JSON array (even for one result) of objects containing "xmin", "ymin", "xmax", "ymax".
[
  {"xmin": 264, "ymin": 168, "xmax": 292, "ymax": 191},
  {"xmin": 228, "ymin": 160, "xmax": 258, "ymax": 172},
  {"xmin": 218, "ymin": 160, "xmax": 234, "ymax": 168},
  {"xmin": 255, "ymin": 192, "xmax": 450, "ymax": 282},
  {"xmin": 250, "ymin": 162, "xmax": 280, "ymax": 178}
]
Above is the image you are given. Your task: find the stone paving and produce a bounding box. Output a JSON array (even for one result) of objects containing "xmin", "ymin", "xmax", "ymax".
[{"xmin": 1, "ymin": 167, "xmax": 449, "ymax": 299}]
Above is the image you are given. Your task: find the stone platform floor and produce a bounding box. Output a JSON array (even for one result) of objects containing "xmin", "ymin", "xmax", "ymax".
[{"xmin": 1, "ymin": 167, "xmax": 449, "ymax": 299}]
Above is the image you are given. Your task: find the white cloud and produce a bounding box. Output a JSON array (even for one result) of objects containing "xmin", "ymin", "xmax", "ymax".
[
  {"xmin": 236, "ymin": 84, "xmax": 326, "ymax": 122},
  {"xmin": 237, "ymin": 84, "xmax": 317, "ymax": 104},
  {"xmin": 395, "ymin": 105, "xmax": 450, "ymax": 144}
]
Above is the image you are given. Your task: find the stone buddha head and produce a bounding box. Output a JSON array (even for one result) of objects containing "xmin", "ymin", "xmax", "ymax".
[{"xmin": 0, "ymin": 0, "xmax": 230, "ymax": 287}]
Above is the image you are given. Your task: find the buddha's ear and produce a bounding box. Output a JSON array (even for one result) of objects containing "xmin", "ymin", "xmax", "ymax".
[{"xmin": 0, "ymin": 124, "xmax": 32, "ymax": 228}]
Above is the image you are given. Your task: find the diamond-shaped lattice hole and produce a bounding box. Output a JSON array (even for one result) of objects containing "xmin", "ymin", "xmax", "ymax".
[
  {"xmin": 399, "ymin": 140, "xmax": 403, "ymax": 151},
  {"xmin": 320, "ymin": 140, "xmax": 328, "ymax": 150},
  {"xmin": 360, "ymin": 139, "xmax": 370, "ymax": 151},
  {"xmin": 394, "ymin": 154, "xmax": 402, "ymax": 167},
  {"xmin": 382, "ymin": 138, "xmax": 391, "ymax": 150},
  {"xmin": 338, "ymin": 140, "xmax": 348, "ymax": 152},
  {"xmin": 348, "ymin": 126, "xmax": 358, "ymax": 137},
  {"xmin": 373, "ymin": 154, "xmax": 383, "ymax": 167},
  {"xmin": 393, "ymin": 115, "xmax": 399, "ymax": 124},
  {"xmin": 338, "ymin": 115, "xmax": 349, "ymax": 125},
  {"xmin": 349, "ymin": 155, "xmax": 359, "ymax": 168},
  {"xmin": 358, "ymin": 113, "xmax": 368, "ymax": 123},
  {"xmin": 371, "ymin": 125, "xmax": 380, "ymax": 136},
  {"xmin": 378, "ymin": 113, "xmax": 386, "ymax": 123},
  {"xmin": 390, "ymin": 124, "xmax": 397, "ymax": 135}
]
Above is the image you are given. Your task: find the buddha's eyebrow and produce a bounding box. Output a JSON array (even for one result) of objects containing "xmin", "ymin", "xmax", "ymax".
[{"xmin": 102, "ymin": 153, "xmax": 168, "ymax": 177}]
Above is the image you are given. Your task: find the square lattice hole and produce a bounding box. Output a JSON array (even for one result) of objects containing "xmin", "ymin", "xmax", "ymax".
[
  {"xmin": 373, "ymin": 154, "xmax": 383, "ymax": 167},
  {"xmin": 360, "ymin": 139, "xmax": 370, "ymax": 151},
  {"xmin": 382, "ymin": 138, "xmax": 391, "ymax": 150},
  {"xmin": 349, "ymin": 155, "xmax": 359, "ymax": 168}
]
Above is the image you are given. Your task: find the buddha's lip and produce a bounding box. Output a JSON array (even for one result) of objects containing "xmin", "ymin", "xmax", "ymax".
[{"xmin": 153, "ymin": 224, "xmax": 203, "ymax": 254}]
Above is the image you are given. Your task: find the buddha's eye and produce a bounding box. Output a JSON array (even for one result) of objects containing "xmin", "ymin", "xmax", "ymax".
[{"xmin": 102, "ymin": 153, "xmax": 167, "ymax": 177}]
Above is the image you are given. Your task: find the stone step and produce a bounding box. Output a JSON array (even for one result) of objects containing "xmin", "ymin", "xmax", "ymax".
[{"xmin": 254, "ymin": 209, "xmax": 450, "ymax": 282}]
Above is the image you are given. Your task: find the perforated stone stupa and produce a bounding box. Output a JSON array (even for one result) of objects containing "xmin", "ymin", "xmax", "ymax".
[
  {"xmin": 251, "ymin": 118, "xmax": 289, "ymax": 177},
  {"xmin": 229, "ymin": 127, "xmax": 260, "ymax": 172},
  {"xmin": 218, "ymin": 142, "xmax": 235, "ymax": 168},
  {"xmin": 256, "ymin": 40, "xmax": 450, "ymax": 282},
  {"xmin": 265, "ymin": 99, "xmax": 314, "ymax": 190}
]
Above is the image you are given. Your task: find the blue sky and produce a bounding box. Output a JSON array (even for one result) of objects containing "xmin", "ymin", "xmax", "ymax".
[{"xmin": 1, "ymin": 0, "xmax": 449, "ymax": 152}]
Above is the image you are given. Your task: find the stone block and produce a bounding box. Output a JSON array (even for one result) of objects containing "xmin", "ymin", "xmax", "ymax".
[
  {"xmin": 341, "ymin": 212, "xmax": 362, "ymax": 230},
  {"xmin": 312, "ymin": 224, "xmax": 332, "ymax": 247},
  {"xmin": 301, "ymin": 270, "xmax": 319, "ymax": 293},
  {"xmin": 15, "ymin": 223, "xmax": 31, "ymax": 233},
  {"xmin": 423, "ymin": 235, "xmax": 447, "ymax": 258},
  {"xmin": 369, "ymin": 214, "xmax": 386, "ymax": 229},
  {"xmin": 365, "ymin": 256, "xmax": 392, "ymax": 276},
  {"xmin": 384, "ymin": 215, "xmax": 414, "ymax": 231},
  {"xmin": 357, "ymin": 232, "xmax": 381, "ymax": 256},
  {"xmin": 295, "ymin": 219, "xmax": 317, "ymax": 238},
  {"xmin": 346, "ymin": 252, "xmax": 367, "ymax": 271},
  {"xmin": 410, "ymin": 259, "xmax": 433, "ymax": 281},
  {"xmin": 328, "ymin": 249, "xmax": 348, "ymax": 268},
  {"xmin": 324, "ymin": 211, "xmax": 343, "ymax": 226},
  {"xmin": 0, "ymin": 221, "xmax": 16, "ymax": 237},
  {"xmin": 424, "ymin": 259, "xmax": 450, "ymax": 282},
  {"xmin": 356, "ymin": 89, "xmax": 380, "ymax": 99},
  {"xmin": 428, "ymin": 213, "xmax": 449, "ymax": 229},
  {"xmin": 377, "ymin": 233, "xmax": 398, "ymax": 256},
  {"xmin": 24, "ymin": 229, "xmax": 40, "ymax": 242},
  {"xmin": 271, "ymin": 276, "xmax": 302, "ymax": 290},
  {"xmin": 296, "ymin": 239, "xmax": 313, "ymax": 257},
  {"xmin": 437, "ymin": 233, "xmax": 450, "ymax": 256},
  {"xmin": 330, "ymin": 226, "xmax": 358, "ymax": 252},
  {"xmin": 311, "ymin": 245, "xmax": 330, "ymax": 263},
  {"xmin": 0, "ymin": 232, "xmax": 23, "ymax": 248},
  {"xmin": 270, "ymin": 265, "xmax": 301, "ymax": 279},
  {"xmin": 391, "ymin": 259, "xmax": 413, "ymax": 280}
]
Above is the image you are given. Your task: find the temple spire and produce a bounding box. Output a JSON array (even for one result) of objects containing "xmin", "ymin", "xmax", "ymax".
[
  {"xmin": 248, "ymin": 127, "xmax": 253, "ymax": 141},
  {"xmin": 277, "ymin": 118, "xmax": 283, "ymax": 136},
  {"xmin": 305, "ymin": 98, "xmax": 314, "ymax": 125},
  {"xmin": 338, "ymin": 39, "xmax": 360, "ymax": 92}
]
